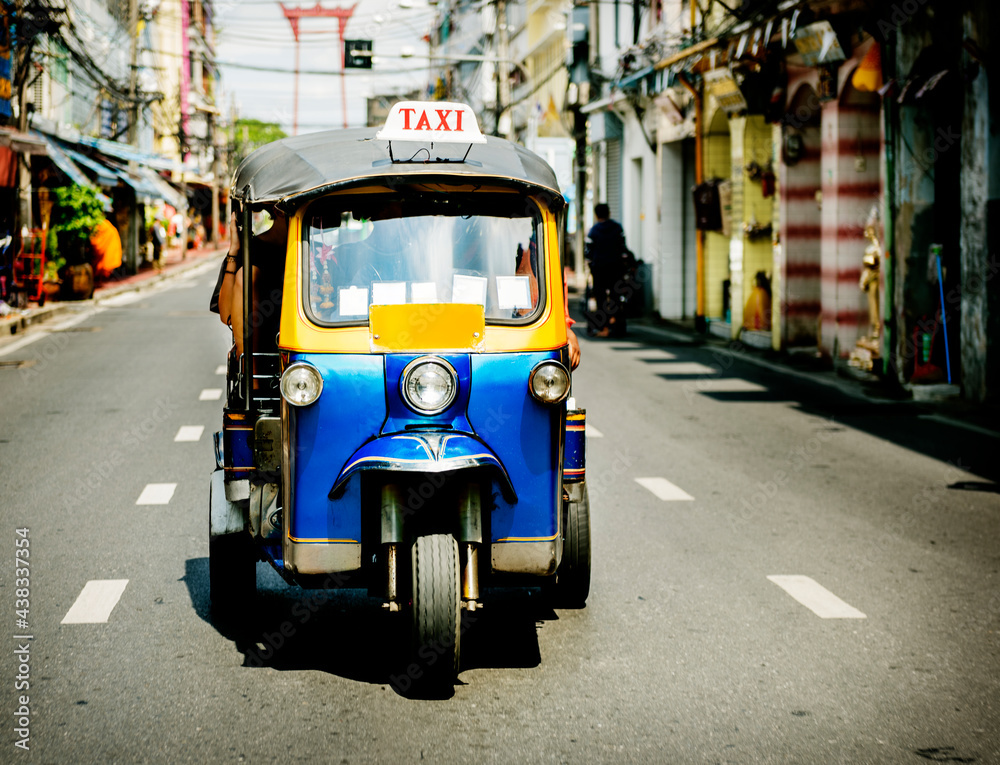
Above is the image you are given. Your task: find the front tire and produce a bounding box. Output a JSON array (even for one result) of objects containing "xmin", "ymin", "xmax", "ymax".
[{"xmin": 409, "ymin": 534, "xmax": 461, "ymax": 690}]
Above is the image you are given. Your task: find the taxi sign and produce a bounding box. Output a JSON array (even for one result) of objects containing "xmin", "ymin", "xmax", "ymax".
[{"xmin": 376, "ymin": 101, "xmax": 487, "ymax": 144}]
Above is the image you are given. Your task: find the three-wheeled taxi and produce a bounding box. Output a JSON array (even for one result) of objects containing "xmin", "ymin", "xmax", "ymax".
[{"xmin": 209, "ymin": 102, "xmax": 590, "ymax": 689}]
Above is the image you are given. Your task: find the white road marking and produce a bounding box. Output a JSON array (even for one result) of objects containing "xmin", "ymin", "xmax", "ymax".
[
  {"xmin": 767, "ymin": 575, "xmax": 867, "ymax": 619},
  {"xmin": 199, "ymin": 388, "xmax": 223, "ymax": 401},
  {"xmin": 635, "ymin": 477, "xmax": 695, "ymax": 501},
  {"xmin": 0, "ymin": 308, "xmax": 106, "ymax": 358},
  {"xmin": 656, "ymin": 362, "xmax": 721, "ymax": 375},
  {"xmin": 585, "ymin": 424, "xmax": 604, "ymax": 438},
  {"xmin": 215, "ymin": 364, "xmax": 227, "ymax": 375},
  {"xmin": 61, "ymin": 580, "xmax": 129, "ymax": 624},
  {"xmin": 174, "ymin": 425, "xmax": 205, "ymax": 442},
  {"xmin": 136, "ymin": 483, "xmax": 176, "ymax": 505}
]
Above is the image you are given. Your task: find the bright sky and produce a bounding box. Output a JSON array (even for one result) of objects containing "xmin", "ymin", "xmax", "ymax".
[{"xmin": 214, "ymin": 0, "xmax": 436, "ymax": 133}]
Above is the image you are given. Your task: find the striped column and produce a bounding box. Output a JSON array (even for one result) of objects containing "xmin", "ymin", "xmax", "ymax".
[
  {"xmin": 779, "ymin": 125, "xmax": 822, "ymax": 346},
  {"xmin": 819, "ymin": 96, "xmax": 882, "ymax": 357}
]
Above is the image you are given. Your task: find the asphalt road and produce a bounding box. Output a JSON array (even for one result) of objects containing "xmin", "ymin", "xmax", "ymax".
[{"xmin": 1, "ymin": 267, "xmax": 998, "ymax": 764}]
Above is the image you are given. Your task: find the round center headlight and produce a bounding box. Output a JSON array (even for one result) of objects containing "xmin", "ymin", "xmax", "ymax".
[
  {"xmin": 280, "ymin": 362, "xmax": 324, "ymax": 407},
  {"xmin": 401, "ymin": 357, "xmax": 458, "ymax": 415},
  {"xmin": 529, "ymin": 360, "xmax": 571, "ymax": 404}
]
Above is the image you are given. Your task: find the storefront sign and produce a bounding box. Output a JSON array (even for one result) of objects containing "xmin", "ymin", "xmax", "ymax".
[
  {"xmin": 793, "ymin": 21, "xmax": 846, "ymax": 67},
  {"xmin": 704, "ymin": 68, "xmax": 747, "ymax": 115}
]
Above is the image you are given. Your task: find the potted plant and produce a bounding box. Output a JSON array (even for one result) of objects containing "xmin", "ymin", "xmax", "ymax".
[{"xmin": 49, "ymin": 185, "xmax": 105, "ymax": 299}]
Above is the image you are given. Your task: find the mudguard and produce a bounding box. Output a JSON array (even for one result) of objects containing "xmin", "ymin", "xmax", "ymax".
[{"xmin": 329, "ymin": 432, "xmax": 517, "ymax": 503}]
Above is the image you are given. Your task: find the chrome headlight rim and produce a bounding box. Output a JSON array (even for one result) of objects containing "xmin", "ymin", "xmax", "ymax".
[
  {"xmin": 280, "ymin": 361, "xmax": 324, "ymax": 407},
  {"xmin": 528, "ymin": 360, "xmax": 571, "ymax": 405},
  {"xmin": 400, "ymin": 355, "xmax": 459, "ymax": 416}
]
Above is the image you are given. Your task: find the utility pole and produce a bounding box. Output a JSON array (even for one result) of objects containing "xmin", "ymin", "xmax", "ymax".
[
  {"xmin": 208, "ymin": 108, "xmax": 220, "ymax": 244},
  {"xmin": 494, "ymin": 0, "xmax": 510, "ymax": 137},
  {"xmin": 125, "ymin": 0, "xmax": 140, "ymax": 273},
  {"xmin": 13, "ymin": 0, "xmax": 33, "ymax": 236}
]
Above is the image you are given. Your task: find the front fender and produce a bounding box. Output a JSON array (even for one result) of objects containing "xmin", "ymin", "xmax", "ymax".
[{"xmin": 329, "ymin": 432, "xmax": 518, "ymax": 502}]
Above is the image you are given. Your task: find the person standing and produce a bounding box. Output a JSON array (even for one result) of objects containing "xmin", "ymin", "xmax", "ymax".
[
  {"xmin": 151, "ymin": 217, "xmax": 167, "ymax": 271},
  {"xmin": 585, "ymin": 203, "xmax": 633, "ymax": 337}
]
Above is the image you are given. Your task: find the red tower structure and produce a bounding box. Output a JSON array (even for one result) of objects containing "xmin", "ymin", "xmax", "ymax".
[{"xmin": 280, "ymin": 2, "xmax": 358, "ymax": 133}]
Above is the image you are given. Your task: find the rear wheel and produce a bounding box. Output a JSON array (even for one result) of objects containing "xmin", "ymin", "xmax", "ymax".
[
  {"xmin": 409, "ymin": 534, "xmax": 461, "ymax": 690},
  {"xmin": 209, "ymin": 532, "xmax": 257, "ymax": 622},
  {"xmin": 552, "ymin": 484, "xmax": 591, "ymax": 608}
]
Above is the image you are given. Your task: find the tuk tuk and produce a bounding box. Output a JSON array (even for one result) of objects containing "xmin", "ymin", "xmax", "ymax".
[{"xmin": 209, "ymin": 102, "xmax": 590, "ymax": 689}]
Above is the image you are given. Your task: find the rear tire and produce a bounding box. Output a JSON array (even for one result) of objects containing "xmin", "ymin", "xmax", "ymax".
[
  {"xmin": 209, "ymin": 532, "xmax": 256, "ymax": 622},
  {"xmin": 552, "ymin": 484, "xmax": 591, "ymax": 608},
  {"xmin": 409, "ymin": 534, "xmax": 461, "ymax": 690}
]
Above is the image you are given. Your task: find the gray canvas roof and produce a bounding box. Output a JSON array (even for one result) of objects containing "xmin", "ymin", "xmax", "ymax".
[{"xmin": 230, "ymin": 128, "xmax": 565, "ymax": 211}]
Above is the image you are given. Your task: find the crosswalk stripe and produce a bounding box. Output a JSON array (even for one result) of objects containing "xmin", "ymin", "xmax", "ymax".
[
  {"xmin": 136, "ymin": 483, "xmax": 176, "ymax": 505},
  {"xmin": 585, "ymin": 424, "xmax": 604, "ymax": 438},
  {"xmin": 215, "ymin": 365, "xmax": 227, "ymax": 375},
  {"xmin": 61, "ymin": 580, "xmax": 129, "ymax": 624},
  {"xmin": 174, "ymin": 425, "xmax": 205, "ymax": 442},
  {"xmin": 767, "ymin": 575, "xmax": 867, "ymax": 619},
  {"xmin": 635, "ymin": 477, "xmax": 694, "ymax": 501},
  {"xmin": 199, "ymin": 388, "xmax": 223, "ymax": 401}
]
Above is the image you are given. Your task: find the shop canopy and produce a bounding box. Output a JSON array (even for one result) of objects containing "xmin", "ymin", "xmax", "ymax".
[{"xmin": 38, "ymin": 133, "xmax": 95, "ymax": 188}]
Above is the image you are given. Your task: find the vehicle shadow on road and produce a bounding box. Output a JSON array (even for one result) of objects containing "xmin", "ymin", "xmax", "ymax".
[{"xmin": 183, "ymin": 558, "xmax": 553, "ymax": 695}]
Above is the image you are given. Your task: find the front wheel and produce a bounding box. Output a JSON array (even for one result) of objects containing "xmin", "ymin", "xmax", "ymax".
[
  {"xmin": 551, "ymin": 484, "xmax": 591, "ymax": 608},
  {"xmin": 408, "ymin": 534, "xmax": 461, "ymax": 690}
]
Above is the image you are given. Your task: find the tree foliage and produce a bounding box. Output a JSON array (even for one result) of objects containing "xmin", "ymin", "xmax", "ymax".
[
  {"xmin": 232, "ymin": 119, "xmax": 287, "ymax": 166},
  {"xmin": 50, "ymin": 185, "xmax": 105, "ymax": 264}
]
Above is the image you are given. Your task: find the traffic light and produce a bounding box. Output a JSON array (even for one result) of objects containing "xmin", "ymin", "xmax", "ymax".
[{"xmin": 345, "ymin": 39, "xmax": 373, "ymax": 69}]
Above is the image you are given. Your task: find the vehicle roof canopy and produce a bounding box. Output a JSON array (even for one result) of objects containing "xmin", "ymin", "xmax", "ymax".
[{"xmin": 230, "ymin": 128, "xmax": 565, "ymax": 212}]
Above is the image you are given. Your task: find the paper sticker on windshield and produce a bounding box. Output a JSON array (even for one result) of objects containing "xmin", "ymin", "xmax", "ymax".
[
  {"xmin": 496, "ymin": 276, "xmax": 532, "ymax": 310},
  {"xmin": 376, "ymin": 101, "xmax": 487, "ymax": 144},
  {"xmin": 452, "ymin": 275, "xmax": 488, "ymax": 306},
  {"xmin": 411, "ymin": 282, "xmax": 438, "ymax": 303},
  {"xmin": 372, "ymin": 282, "xmax": 407, "ymax": 305},
  {"xmin": 339, "ymin": 287, "xmax": 369, "ymax": 316}
]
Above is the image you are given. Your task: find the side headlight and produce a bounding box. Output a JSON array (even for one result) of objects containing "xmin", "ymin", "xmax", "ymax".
[
  {"xmin": 401, "ymin": 356, "xmax": 458, "ymax": 415},
  {"xmin": 280, "ymin": 362, "xmax": 324, "ymax": 407},
  {"xmin": 529, "ymin": 360, "xmax": 570, "ymax": 404}
]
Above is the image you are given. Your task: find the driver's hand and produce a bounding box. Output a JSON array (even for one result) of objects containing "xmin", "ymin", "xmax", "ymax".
[{"xmin": 567, "ymin": 328, "xmax": 581, "ymax": 370}]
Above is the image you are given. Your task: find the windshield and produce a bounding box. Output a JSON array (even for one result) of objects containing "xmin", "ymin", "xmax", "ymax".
[{"xmin": 303, "ymin": 193, "xmax": 544, "ymax": 326}]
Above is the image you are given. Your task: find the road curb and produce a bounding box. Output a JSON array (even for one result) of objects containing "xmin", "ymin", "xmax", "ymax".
[{"xmin": 1, "ymin": 247, "xmax": 225, "ymax": 338}]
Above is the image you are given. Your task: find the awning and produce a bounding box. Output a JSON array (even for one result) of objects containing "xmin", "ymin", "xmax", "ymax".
[
  {"xmin": 38, "ymin": 134, "xmax": 95, "ymax": 188},
  {"xmin": 59, "ymin": 144, "xmax": 119, "ymax": 187},
  {"xmin": 76, "ymin": 135, "xmax": 182, "ymax": 172},
  {"xmin": 100, "ymin": 158, "xmax": 171, "ymax": 200},
  {"xmin": 0, "ymin": 127, "xmax": 49, "ymax": 156},
  {"xmin": 134, "ymin": 166, "xmax": 185, "ymax": 208}
]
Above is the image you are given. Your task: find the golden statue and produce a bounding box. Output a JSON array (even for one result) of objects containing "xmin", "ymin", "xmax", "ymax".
[{"xmin": 859, "ymin": 223, "xmax": 881, "ymax": 343}]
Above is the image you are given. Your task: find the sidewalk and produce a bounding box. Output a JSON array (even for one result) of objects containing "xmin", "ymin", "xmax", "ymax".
[
  {"xmin": 0, "ymin": 241, "xmax": 227, "ymax": 339},
  {"xmin": 570, "ymin": 298, "xmax": 1000, "ymax": 438}
]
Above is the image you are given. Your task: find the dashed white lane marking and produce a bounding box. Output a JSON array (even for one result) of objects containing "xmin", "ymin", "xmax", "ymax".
[
  {"xmin": 61, "ymin": 580, "xmax": 129, "ymax": 624},
  {"xmin": 586, "ymin": 424, "xmax": 604, "ymax": 438},
  {"xmin": 635, "ymin": 477, "xmax": 694, "ymax": 501},
  {"xmin": 656, "ymin": 362, "xmax": 721, "ymax": 375},
  {"xmin": 215, "ymin": 364, "xmax": 227, "ymax": 375},
  {"xmin": 174, "ymin": 425, "xmax": 205, "ymax": 442},
  {"xmin": 767, "ymin": 575, "xmax": 867, "ymax": 619},
  {"xmin": 199, "ymin": 388, "xmax": 223, "ymax": 401},
  {"xmin": 136, "ymin": 483, "xmax": 176, "ymax": 505}
]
